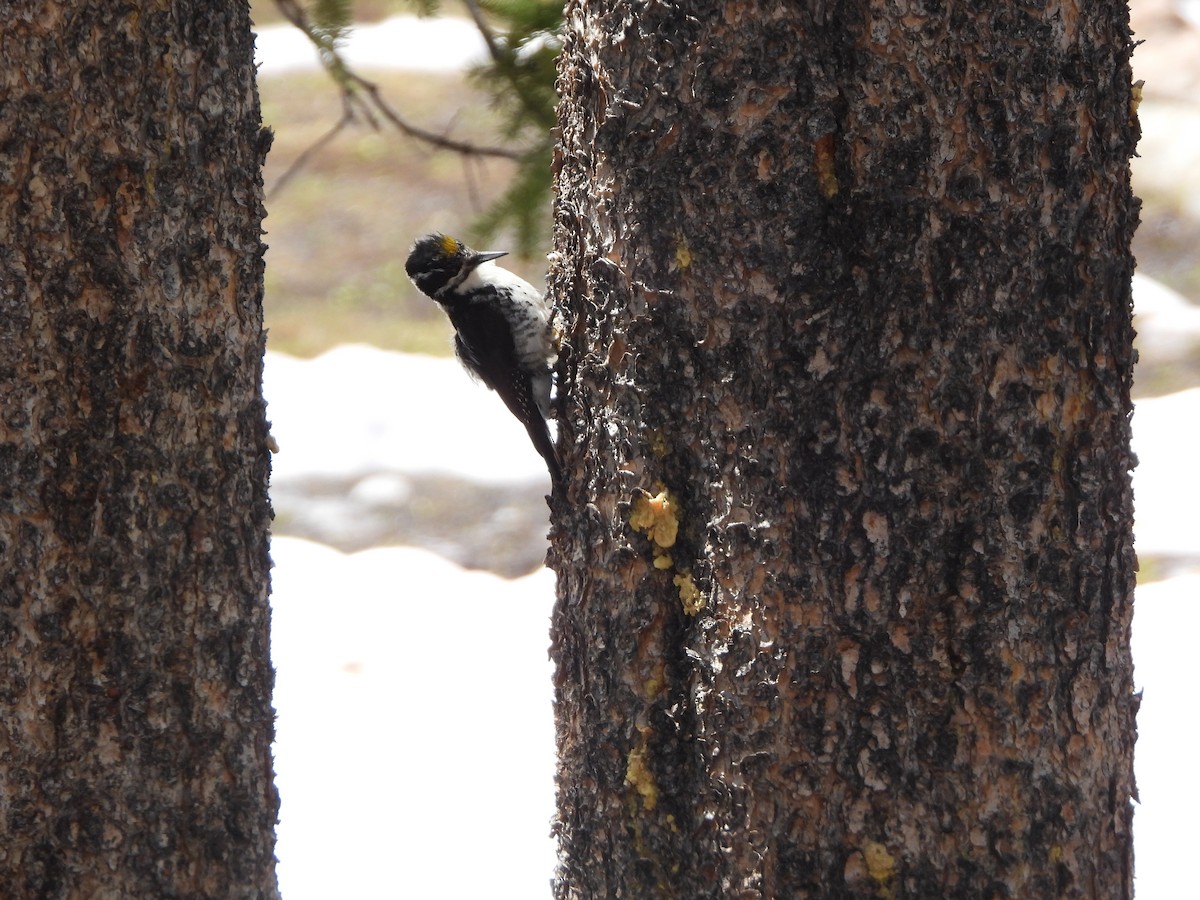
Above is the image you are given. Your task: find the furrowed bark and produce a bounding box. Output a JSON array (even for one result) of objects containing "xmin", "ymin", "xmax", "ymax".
[
  {"xmin": 0, "ymin": 3, "xmax": 278, "ymax": 896},
  {"xmin": 548, "ymin": 2, "xmax": 1138, "ymax": 897}
]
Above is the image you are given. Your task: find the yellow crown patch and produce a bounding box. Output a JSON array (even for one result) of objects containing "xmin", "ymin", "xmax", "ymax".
[{"xmin": 439, "ymin": 234, "xmax": 462, "ymax": 257}]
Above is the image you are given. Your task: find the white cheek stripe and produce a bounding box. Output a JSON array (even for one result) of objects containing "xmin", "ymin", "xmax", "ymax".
[{"xmin": 460, "ymin": 262, "xmax": 540, "ymax": 301}]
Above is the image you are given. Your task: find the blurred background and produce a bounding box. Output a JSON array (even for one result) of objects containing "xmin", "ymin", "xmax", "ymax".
[{"xmin": 254, "ymin": 1, "xmax": 1200, "ymax": 896}]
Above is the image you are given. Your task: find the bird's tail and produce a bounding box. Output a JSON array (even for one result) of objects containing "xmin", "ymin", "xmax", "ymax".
[{"xmin": 526, "ymin": 415, "xmax": 562, "ymax": 487}]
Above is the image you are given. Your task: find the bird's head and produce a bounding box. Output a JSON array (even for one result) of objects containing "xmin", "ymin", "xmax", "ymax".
[{"xmin": 405, "ymin": 233, "xmax": 508, "ymax": 299}]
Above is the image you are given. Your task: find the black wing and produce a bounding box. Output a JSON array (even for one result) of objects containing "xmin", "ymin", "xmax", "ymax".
[{"xmin": 449, "ymin": 304, "xmax": 561, "ymax": 484}]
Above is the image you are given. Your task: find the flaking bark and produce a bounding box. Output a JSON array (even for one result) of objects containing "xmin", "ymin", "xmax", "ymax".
[
  {"xmin": 548, "ymin": 2, "xmax": 1138, "ymax": 897},
  {"xmin": 0, "ymin": 3, "xmax": 278, "ymax": 896}
]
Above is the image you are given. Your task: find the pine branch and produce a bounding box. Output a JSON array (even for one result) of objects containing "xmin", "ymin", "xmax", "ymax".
[{"xmin": 465, "ymin": 0, "xmax": 559, "ymax": 131}]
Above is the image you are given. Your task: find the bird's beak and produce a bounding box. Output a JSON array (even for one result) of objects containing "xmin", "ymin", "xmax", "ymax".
[{"xmin": 471, "ymin": 249, "xmax": 508, "ymax": 264}]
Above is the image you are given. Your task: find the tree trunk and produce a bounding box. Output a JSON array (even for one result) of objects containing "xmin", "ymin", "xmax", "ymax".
[
  {"xmin": 548, "ymin": 2, "xmax": 1138, "ymax": 897},
  {"xmin": 0, "ymin": 3, "xmax": 278, "ymax": 896}
]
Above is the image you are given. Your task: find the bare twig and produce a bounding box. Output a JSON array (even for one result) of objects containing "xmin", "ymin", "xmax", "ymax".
[
  {"xmin": 461, "ymin": 153, "xmax": 484, "ymax": 213},
  {"xmin": 350, "ymin": 74, "xmax": 521, "ymax": 160},
  {"xmin": 267, "ymin": 0, "xmax": 522, "ymax": 196},
  {"xmin": 268, "ymin": 107, "xmax": 353, "ymax": 200}
]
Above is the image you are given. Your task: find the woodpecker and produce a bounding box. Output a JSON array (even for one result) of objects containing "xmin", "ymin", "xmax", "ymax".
[{"xmin": 405, "ymin": 233, "xmax": 560, "ymax": 483}]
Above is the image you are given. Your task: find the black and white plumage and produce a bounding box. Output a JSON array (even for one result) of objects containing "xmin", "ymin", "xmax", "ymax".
[{"xmin": 405, "ymin": 233, "xmax": 560, "ymax": 483}]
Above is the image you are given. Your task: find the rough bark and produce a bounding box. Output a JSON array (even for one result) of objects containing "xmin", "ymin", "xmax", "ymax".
[
  {"xmin": 0, "ymin": 3, "xmax": 278, "ymax": 896},
  {"xmin": 548, "ymin": 2, "xmax": 1138, "ymax": 898}
]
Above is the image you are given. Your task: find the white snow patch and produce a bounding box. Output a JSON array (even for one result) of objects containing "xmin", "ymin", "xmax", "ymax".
[
  {"xmin": 1133, "ymin": 274, "xmax": 1200, "ymax": 359},
  {"xmin": 1132, "ymin": 573, "xmax": 1200, "ymax": 900},
  {"xmin": 254, "ymin": 15, "xmax": 488, "ymax": 75},
  {"xmin": 271, "ymin": 537, "xmax": 558, "ymax": 899},
  {"xmin": 1133, "ymin": 101, "xmax": 1200, "ymax": 219},
  {"xmin": 1132, "ymin": 388, "xmax": 1200, "ymax": 559},
  {"xmin": 264, "ymin": 345, "xmax": 553, "ymax": 487}
]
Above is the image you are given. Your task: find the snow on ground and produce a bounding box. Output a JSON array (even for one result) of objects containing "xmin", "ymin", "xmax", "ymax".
[
  {"xmin": 1131, "ymin": 573, "xmax": 1200, "ymax": 900},
  {"xmin": 1133, "ymin": 273, "xmax": 1200, "ymax": 361},
  {"xmin": 1132, "ymin": 388, "xmax": 1200, "ymax": 561},
  {"xmin": 254, "ymin": 15, "xmax": 487, "ymax": 76},
  {"xmin": 270, "ymin": 538, "xmax": 557, "ymax": 898},
  {"xmin": 265, "ymin": 344, "xmax": 551, "ymax": 486},
  {"xmin": 1134, "ymin": 101, "xmax": 1200, "ymax": 219}
]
